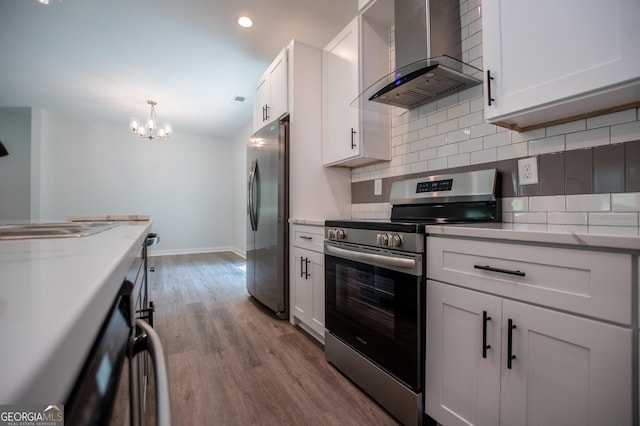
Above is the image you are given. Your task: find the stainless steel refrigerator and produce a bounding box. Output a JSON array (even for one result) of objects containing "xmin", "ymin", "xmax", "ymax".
[{"xmin": 246, "ymin": 115, "xmax": 289, "ymax": 319}]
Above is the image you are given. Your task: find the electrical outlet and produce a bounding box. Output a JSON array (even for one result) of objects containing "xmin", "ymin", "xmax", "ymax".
[
  {"xmin": 374, "ymin": 178, "xmax": 382, "ymax": 195},
  {"xmin": 518, "ymin": 157, "xmax": 539, "ymax": 185}
]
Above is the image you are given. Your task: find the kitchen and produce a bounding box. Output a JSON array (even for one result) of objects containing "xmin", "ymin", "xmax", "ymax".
[{"xmin": 1, "ymin": 0, "xmax": 639, "ymax": 425}]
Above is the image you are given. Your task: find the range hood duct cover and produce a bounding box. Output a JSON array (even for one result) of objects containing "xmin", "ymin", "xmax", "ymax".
[{"xmin": 360, "ymin": 0, "xmax": 482, "ymax": 111}]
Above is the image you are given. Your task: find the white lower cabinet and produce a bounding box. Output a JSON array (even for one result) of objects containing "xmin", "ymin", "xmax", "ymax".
[
  {"xmin": 425, "ymin": 235, "xmax": 635, "ymax": 426},
  {"xmin": 426, "ymin": 280, "xmax": 632, "ymax": 426},
  {"xmin": 289, "ymin": 224, "xmax": 325, "ymax": 342}
]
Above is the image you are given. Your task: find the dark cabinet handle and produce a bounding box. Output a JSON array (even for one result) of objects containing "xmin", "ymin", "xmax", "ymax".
[
  {"xmin": 300, "ymin": 236, "xmax": 313, "ymax": 240},
  {"xmin": 300, "ymin": 257, "xmax": 311, "ymax": 279},
  {"xmin": 482, "ymin": 310, "xmax": 491, "ymax": 358},
  {"xmin": 264, "ymin": 104, "xmax": 270, "ymax": 121},
  {"xmin": 474, "ymin": 264, "xmax": 525, "ymax": 277},
  {"xmin": 507, "ymin": 318, "xmax": 517, "ymax": 369},
  {"xmin": 487, "ymin": 70, "xmax": 495, "ymax": 106},
  {"xmin": 351, "ymin": 128, "xmax": 356, "ymax": 149}
]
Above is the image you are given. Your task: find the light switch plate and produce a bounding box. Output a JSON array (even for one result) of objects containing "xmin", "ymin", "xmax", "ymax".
[
  {"xmin": 374, "ymin": 178, "xmax": 382, "ymax": 195},
  {"xmin": 518, "ymin": 157, "xmax": 539, "ymax": 185}
]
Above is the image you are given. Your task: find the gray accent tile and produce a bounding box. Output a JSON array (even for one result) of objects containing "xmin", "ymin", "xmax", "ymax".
[
  {"xmin": 593, "ymin": 144, "xmax": 624, "ymax": 193},
  {"xmin": 539, "ymin": 152, "xmax": 565, "ymax": 196},
  {"xmin": 565, "ymin": 149, "xmax": 593, "ymax": 195},
  {"xmin": 626, "ymin": 141, "xmax": 640, "ymax": 191}
]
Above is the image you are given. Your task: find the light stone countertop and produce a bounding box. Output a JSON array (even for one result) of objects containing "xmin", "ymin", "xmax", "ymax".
[
  {"xmin": 425, "ymin": 223, "xmax": 640, "ymax": 252},
  {"xmin": 0, "ymin": 221, "xmax": 151, "ymax": 404},
  {"xmin": 288, "ymin": 218, "xmax": 325, "ymax": 227}
]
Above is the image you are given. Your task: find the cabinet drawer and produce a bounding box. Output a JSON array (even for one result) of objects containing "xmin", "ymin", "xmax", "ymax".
[
  {"xmin": 427, "ymin": 236, "xmax": 632, "ymax": 325},
  {"xmin": 291, "ymin": 224, "xmax": 324, "ymax": 252}
]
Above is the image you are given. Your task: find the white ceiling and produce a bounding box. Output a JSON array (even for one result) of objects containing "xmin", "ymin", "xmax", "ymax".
[{"xmin": 0, "ymin": 0, "xmax": 358, "ymax": 140}]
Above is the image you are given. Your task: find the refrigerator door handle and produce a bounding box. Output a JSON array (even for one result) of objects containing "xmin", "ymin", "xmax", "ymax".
[
  {"xmin": 253, "ymin": 159, "xmax": 260, "ymax": 230},
  {"xmin": 248, "ymin": 159, "xmax": 257, "ymax": 231}
]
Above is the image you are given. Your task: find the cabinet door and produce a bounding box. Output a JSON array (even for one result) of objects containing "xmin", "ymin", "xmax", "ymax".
[
  {"xmin": 483, "ymin": 0, "xmax": 640, "ymax": 126},
  {"xmin": 268, "ymin": 48, "xmax": 287, "ymax": 123},
  {"xmin": 425, "ymin": 280, "xmax": 502, "ymax": 426},
  {"xmin": 322, "ymin": 17, "xmax": 360, "ymax": 165},
  {"xmin": 291, "ymin": 247, "xmax": 312, "ymax": 324},
  {"xmin": 500, "ymin": 300, "xmax": 632, "ymax": 426},
  {"xmin": 253, "ymin": 74, "xmax": 269, "ymax": 132},
  {"xmin": 308, "ymin": 251, "xmax": 325, "ymax": 335}
]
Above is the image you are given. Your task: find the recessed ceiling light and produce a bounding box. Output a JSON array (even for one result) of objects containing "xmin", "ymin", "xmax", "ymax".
[
  {"xmin": 237, "ymin": 16, "xmax": 253, "ymax": 28},
  {"xmin": 38, "ymin": 0, "xmax": 49, "ymax": 4}
]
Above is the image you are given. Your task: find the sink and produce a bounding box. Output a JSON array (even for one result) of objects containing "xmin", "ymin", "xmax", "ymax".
[{"xmin": 0, "ymin": 222, "xmax": 118, "ymax": 240}]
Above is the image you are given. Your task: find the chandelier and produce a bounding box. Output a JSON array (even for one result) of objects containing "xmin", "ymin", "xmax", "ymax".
[{"xmin": 129, "ymin": 100, "xmax": 173, "ymax": 141}]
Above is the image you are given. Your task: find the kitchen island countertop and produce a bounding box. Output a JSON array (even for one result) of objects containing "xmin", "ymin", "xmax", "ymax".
[{"xmin": 0, "ymin": 221, "xmax": 151, "ymax": 404}]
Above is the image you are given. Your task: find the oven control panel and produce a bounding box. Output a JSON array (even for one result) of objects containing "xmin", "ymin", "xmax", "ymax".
[{"xmin": 376, "ymin": 233, "xmax": 402, "ymax": 248}]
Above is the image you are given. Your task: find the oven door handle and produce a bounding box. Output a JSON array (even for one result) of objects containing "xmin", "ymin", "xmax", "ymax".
[{"xmin": 325, "ymin": 244, "xmax": 417, "ymax": 270}]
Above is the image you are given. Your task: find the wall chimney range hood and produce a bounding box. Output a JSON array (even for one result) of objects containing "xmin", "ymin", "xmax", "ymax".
[{"xmin": 357, "ymin": 0, "xmax": 482, "ymax": 111}]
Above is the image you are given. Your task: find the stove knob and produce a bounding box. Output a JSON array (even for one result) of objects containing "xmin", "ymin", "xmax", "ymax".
[
  {"xmin": 389, "ymin": 234, "xmax": 402, "ymax": 247},
  {"xmin": 377, "ymin": 233, "xmax": 389, "ymax": 246},
  {"xmin": 336, "ymin": 229, "xmax": 346, "ymax": 239},
  {"xmin": 328, "ymin": 229, "xmax": 336, "ymax": 239}
]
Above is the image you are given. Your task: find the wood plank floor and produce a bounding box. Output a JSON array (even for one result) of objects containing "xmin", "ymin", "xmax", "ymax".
[{"xmin": 144, "ymin": 252, "xmax": 398, "ymax": 425}]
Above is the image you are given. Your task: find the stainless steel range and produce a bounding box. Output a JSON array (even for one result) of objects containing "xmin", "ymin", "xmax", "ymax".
[{"xmin": 324, "ymin": 168, "xmax": 499, "ymax": 426}]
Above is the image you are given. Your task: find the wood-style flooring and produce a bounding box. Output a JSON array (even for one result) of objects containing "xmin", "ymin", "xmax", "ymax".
[{"xmin": 144, "ymin": 252, "xmax": 398, "ymax": 425}]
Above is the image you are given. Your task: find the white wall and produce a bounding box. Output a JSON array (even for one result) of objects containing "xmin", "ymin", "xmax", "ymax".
[
  {"xmin": 232, "ymin": 122, "xmax": 251, "ymax": 258},
  {"xmin": 0, "ymin": 107, "xmax": 31, "ymax": 220},
  {"xmin": 45, "ymin": 113, "xmax": 236, "ymax": 255}
]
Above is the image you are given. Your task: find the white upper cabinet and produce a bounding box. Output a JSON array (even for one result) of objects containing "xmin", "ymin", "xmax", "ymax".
[
  {"xmin": 253, "ymin": 47, "xmax": 287, "ymax": 132},
  {"xmin": 322, "ymin": 1, "xmax": 391, "ymax": 168},
  {"xmin": 482, "ymin": 0, "xmax": 640, "ymax": 131}
]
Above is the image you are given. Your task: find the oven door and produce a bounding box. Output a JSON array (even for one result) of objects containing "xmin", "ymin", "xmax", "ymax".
[{"xmin": 324, "ymin": 240, "xmax": 423, "ymax": 391}]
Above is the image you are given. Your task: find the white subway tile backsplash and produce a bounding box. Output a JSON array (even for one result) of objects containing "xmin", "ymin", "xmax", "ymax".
[
  {"xmin": 483, "ymin": 131, "xmax": 511, "ymax": 149},
  {"xmin": 459, "ymin": 137, "xmax": 483, "ymax": 153},
  {"xmin": 417, "ymin": 102, "xmax": 437, "ymax": 116},
  {"xmin": 470, "ymin": 123, "xmax": 497, "ymax": 138},
  {"xmin": 565, "ymin": 127, "xmax": 610, "ymax": 150},
  {"xmin": 408, "ymin": 117, "xmax": 427, "ymax": 132},
  {"xmin": 427, "ymin": 134, "xmax": 448, "ymax": 148},
  {"xmin": 469, "ymin": 97, "xmax": 484, "ymax": 113},
  {"xmin": 448, "ymin": 153, "xmax": 470, "ymax": 168},
  {"xmin": 529, "ymin": 195, "xmax": 566, "ymax": 212},
  {"xmin": 612, "ymin": 193, "xmax": 640, "ymax": 211},
  {"xmin": 427, "ymin": 110, "xmax": 448, "ymax": 126},
  {"xmin": 470, "ymin": 148, "xmax": 496, "ymax": 164},
  {"xmin": 546, "ymin": 120, "xmax": 585, "ymax": 137},
  {"xmin": 418, "ymin": 125, "xmax": 438, "ymax": 140},
  {"xmin": 611, "ymin": 120, "xmax": 640, "ymax": 144},
  {"xmin": 448, "ymin": 128, "xmax": 471, "ymax": 144},
  {"xmin": 514, "ymin": 212, "xmax": 547, "ymax": 224},
  {"xmin": 503, "ymin": 197, "xmax": 529, "ymax": 212},
  {"xmin": 458, "ymin": 110, "xmax": 484, "ymax": 128},
  {"xmin": 501, "ymin": 212, "xmax": 515, "ymax": 223},
  {"xmin": 547, "ymin": 212, "xmax": 588, "ymax": 225},
  {"xmin": 510, "ymin": 128, "xmax": 545, "ymax": 143},
  {"xmin": 528, "ymin": 135, "xmax": 565, "ymax": 156},
  {"xmin": 428, "ymin": 157, "xmax": 447, "ymax": 171},
  {"xmin": 437, "ymin": 143, "xmax": 459, "ymax": 158},
  {"xmin": 587, "ymin": 109, "xmax": 636, "ymax": 129},
  {"xmin": 437, "ymin": 118, "xmax": 459, "ymax": 135},
  {"xmin": 419, "ymin": 148, "xmax": 438, "ymax": 162},
  {"xmin": 497, "ymin": 142, "xmax": 527, "ymax": 161},
  {"xmin": 566, "ymin": 194, "xmax": 611, "ymax": 212},
  {"xmin": 409, "ymin": 139, "xmax": 428, "ymax": 152},
  {"xmin": 447, "ymin": 103, "xmax": 470, "ymax": 120},
  {"xmin": 588, "ymin": 212, "xmax": 639, "ymax": 227}
]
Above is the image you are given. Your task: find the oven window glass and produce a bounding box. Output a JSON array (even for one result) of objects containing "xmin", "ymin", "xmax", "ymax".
[
  {"xmin": 325, "ymin": 253, "xmax": 422, "ymax": 390},
  {"xmin": 337, "ymin": 265, "xmax": 395, "ymax": 340}
]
